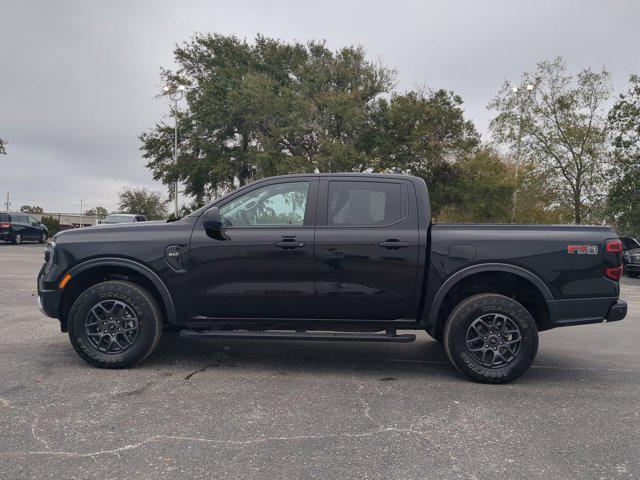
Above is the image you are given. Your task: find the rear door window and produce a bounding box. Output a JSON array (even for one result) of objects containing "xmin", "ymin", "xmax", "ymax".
[{"xmin": 327, "ymin": 181, "xmax": 408, "ymax": 227}]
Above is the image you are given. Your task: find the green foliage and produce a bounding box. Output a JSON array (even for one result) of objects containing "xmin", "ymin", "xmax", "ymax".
[
  {"xmin": 19, "ymin": 205, "xmax": 43, "ymax": 213},
  {"xmin": 142, "ymin": 36, "xmax": 630, "ymax": 227},
  {"xmin": 117, "ymin": 187, "xmax": 168, "ymax": 220},
  {"xmin": 367, "ymin": 89, "xmax": 479, "ymax": 215},
  {"xmin": 0, "ymin": 138, "xmax": 6, "ymax": 155},
  {"xmin": 141, "ymin": 34, "xmax": 391, "ymax": 203},
  {"xmin": 489, "ymin": 57, "xmax": 612, "ymax": 224},
  {"xmin": 141, "ymin": 33, "xmax": 477, "ymax": 213},
  {"xmin": 40, "ymin": 216, "xmax": 61, "ymax": 235},
  {"xmin": 84, "ymin": 206, "xmax": 108, "ymax": 218},
  {"xmin": 437, "ymin": 148, "xmax": 514, "ymax": 223},
  {"xmin": 607, "ymin": 74, "xmax": 640, "ymax": 236}
]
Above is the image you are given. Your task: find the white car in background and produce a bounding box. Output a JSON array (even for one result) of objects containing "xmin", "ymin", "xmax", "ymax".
[{"xmin": 101, "ymin": 214, "xmax": 147, "ymax": 224}]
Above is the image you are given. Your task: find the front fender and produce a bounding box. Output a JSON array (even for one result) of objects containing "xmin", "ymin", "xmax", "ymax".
[{"xmin": 66, "ymin": 257, "xmax": 177, "ymax": 322}]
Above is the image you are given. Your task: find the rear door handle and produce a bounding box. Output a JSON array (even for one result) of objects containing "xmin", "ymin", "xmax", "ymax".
[
  {"xmin": 275, "ymin": 240, "xmax": 305, "ymax": 249},
  {"xmin": 378, "ymin": 240, "xmax": 410, "ymax": 249}
]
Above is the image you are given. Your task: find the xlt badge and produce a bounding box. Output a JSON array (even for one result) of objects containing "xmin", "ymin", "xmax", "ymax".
[{"xmin": 165, "ymin": 245, "xmax": 184, "ymax": 270}]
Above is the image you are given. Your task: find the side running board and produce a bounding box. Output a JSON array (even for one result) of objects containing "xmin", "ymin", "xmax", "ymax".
[{"xmin": 179, "ymin": 329, "xmax": 416, "ymax": 343}]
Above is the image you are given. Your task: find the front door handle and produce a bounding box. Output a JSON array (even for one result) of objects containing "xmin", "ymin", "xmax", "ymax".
[
  {"xmin": 275, "ymin": 240, "xmax": 305, "ymax": 249},
  {"xmin": 378, "ymin": 240, "xmax": 410, "ymax": 249}
]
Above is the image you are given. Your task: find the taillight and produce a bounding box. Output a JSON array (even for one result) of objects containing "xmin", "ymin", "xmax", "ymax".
[
  {"xmin": 606, "ymin": 240, "xmax": 622, "ymax": 253},
  {"xmin": 604, "ymin": 239, "xmax": 623, "ymax": 282},
  {"xmin": 0, "ymin": 223, "xmax": 10, "ymax": 228},
  {"xmin": 606, "ymin": 267, "xmax": 623, "ymax": 281}
]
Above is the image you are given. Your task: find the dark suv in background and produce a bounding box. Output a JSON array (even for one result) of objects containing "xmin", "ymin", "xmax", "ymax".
[
  {"xmin": 621, "ymin": 236, "xmax": 640, "ymax": 278},
  {"xmin": 0, "ymin": 212, "xmax": 48, "ymax": 244}
]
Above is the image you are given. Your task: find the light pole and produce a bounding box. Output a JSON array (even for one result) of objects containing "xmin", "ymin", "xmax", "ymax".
[
  {"xmin": 511, "ymin": 83, "xmax": 534, "ymax": 223},
  {"xmin": 163, "ymin": 84, "xmax": 187, "ymax": 218}
]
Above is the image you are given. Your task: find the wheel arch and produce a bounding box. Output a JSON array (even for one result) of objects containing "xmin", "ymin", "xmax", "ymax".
[
  {"xmin": 425, "ymin": 263, "xmax": 556, "ymax": 338},
  {"xmin": 60, "ymin": 258, "xmax": 176, "ymax": 329}
]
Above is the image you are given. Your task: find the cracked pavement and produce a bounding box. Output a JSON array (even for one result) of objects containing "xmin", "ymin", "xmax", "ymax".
[{"xmin": 1, "ymin": 243, "xmax": 639, "ymax": 479}]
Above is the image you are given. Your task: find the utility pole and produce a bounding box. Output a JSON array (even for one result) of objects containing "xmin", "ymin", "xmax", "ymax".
[
  {"xmin": 511, "ymin": 83, "xmax": 534, "ymax": 223},
  {"xmin": 163, "ymin": 84, "xmax": 187, "ymax": 218},
  {"xmin": 79, "ymin": 198, "xmax": 84, "ymax": 227},
  {"xmin": 4, "ymin": 192, "xmax": 9, "ymax": 211}
]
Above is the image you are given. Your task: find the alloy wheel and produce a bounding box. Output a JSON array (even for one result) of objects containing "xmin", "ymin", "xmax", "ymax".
[
  {"xmin": 465, "ymin": 313, "xmax": 522, "ymax": 368},
  {"xmin": 84, "ymin": 300, "xmax": 140, "ymax": 354}
]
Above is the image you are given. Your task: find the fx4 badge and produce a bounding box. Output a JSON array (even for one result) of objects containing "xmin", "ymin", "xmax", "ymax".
[{"xmin": 567, "ymin": 245, "xmax": 598, "ymax": 255}]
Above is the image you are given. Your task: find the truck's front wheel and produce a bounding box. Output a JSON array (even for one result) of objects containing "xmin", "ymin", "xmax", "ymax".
[
  {"xmin": 443, "ymin": 294, "xmax": 538, "ymax": 384},
  {"xmin": 67, "ymin": 281, "xmax": 162, "ymax": 368}
]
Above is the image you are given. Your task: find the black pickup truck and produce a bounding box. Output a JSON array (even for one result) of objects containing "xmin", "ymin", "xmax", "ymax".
[{"xmin": 37, "ymin": 173, "xmax": 627, "ymax": 383}]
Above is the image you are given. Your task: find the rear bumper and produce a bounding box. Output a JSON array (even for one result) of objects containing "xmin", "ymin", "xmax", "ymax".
[
  {"xmin": 606, "ymin": 300, "xmax": 627, "ymax": 322},
  {"xmin": 549, "ymin": 297, "xmax": 627, "ymax": 327}
]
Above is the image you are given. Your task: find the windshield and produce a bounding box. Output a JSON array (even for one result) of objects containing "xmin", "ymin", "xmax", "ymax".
[
  {"xmin": 104, "ymin": 215, "xmax": 135, "ymax": 224},
  {"xmin": 622, "ymin": 237, "xmax": 640, "ymax": 251}
]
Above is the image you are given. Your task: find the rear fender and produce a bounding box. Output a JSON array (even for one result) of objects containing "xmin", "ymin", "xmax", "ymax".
[{"xmin": 424, "ymin": 263, "xmax": 556, "ymax": 331}]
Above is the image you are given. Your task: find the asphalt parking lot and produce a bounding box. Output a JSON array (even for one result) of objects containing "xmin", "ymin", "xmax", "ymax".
[{"xmin": 1, "ymin": 243, "xmax": 639, "ymax": 479}]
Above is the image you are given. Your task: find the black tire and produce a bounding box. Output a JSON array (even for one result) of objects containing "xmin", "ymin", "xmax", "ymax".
[
  {"xmin": 11, "ymin": 233, "xmax": 22, "ymax": 245},
  {"xmin": 39, "ymin": 233, "xmax": 47, "ymax": 244},
  {"xmin": 443, "ymin": 293, "xmax": 538, "ymax": 384},
  {"xmin": 68, "ymin": 281, "xmax": 162, "ymax": 368}
]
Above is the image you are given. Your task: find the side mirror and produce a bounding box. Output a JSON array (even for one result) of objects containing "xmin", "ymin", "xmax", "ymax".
[{"xmin": 203, "ymin": 207, "xmax": 223, "ymax": 231}]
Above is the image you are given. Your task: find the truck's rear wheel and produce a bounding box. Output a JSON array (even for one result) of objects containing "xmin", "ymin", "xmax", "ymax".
[
  {"xmin": 443, "ymin": 294, "xmax": 538, "ymax": 383},
  {"xmin": 67, "ymin": 281, "xmax": 162, "ymax": 368}
]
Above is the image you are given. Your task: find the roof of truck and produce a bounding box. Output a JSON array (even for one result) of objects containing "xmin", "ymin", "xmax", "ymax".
[{"xmin": 259, "ymin": 172, "xmax": 420, "ymax": 181}]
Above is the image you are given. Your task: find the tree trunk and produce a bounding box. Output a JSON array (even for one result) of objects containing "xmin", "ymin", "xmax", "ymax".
[{"xmin": 573, "ymin": 190, "xmax": 582, "ymax": 225}]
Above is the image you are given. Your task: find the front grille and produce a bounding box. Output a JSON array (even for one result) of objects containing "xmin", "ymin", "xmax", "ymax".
[{"xmin": 631, "ymin": 255, "xmax": 640, "ymax": 264}]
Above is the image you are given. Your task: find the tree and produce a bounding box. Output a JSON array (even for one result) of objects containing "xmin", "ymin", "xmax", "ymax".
[
  {"xmin": 40, "ymin": 216, "xmax": 61, "ymax": 235},
  {"xmin": 367, "ymin": 89, "xmax": 479, "ymax": 215},
  {"xmin": 489, "ymin": 58, "xmax": 612, "ymax": 224},
  {"xmin": 437, "ymin": 148, "xmax": 514, "ymax": 222},
  {"xmin": 141, "ymin": 34, "xmax": 395, "ymax": 204},
  {"xmin": 141, "ymin": 34, "xmax": 482, "ymax": 217},
  {"xmin": 0, "ymin": 138, "xmax": 6, "ymax": 155},
  {"xmin": 20, "ymin": 205, "xmax": 43, "ymax": 213},
  {"xmin": 85, "ymin": 206, "xmax": 108, "ymax": 219},
  {"xmin": 607, "ymin": 74, "xmax": 640, "ymax": 236},
  {"xmin": 117, "ymin": 187, "xmax": 168, "ymax": 220}
]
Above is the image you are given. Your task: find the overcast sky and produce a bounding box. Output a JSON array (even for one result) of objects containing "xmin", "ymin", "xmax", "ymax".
[{"xmin": 1, "ymin": 0, "xmax": 639, "ymax": 213}]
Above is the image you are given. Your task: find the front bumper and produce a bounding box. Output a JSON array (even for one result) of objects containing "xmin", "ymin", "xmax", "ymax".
[
  {"xmin": 624, "ymin": 263, "xmax": 640, "ymax": 273},
  {"xmin": 37, "ymin": 273, "xmax": 61, "ymax": 319},
  {"xmin": 38, "ymin": 289, "xmax": 61, "ymax": 318}
]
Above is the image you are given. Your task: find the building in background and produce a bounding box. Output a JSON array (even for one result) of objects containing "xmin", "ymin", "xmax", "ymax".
[{"xmin": 32, "ymin": 212, "xmax": 97, "ymax": 229}]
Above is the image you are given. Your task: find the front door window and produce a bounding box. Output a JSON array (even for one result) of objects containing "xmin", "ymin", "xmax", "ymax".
[{"xmin": 220, "ymin": 182, "xmax": 309, "ymax": 227}]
